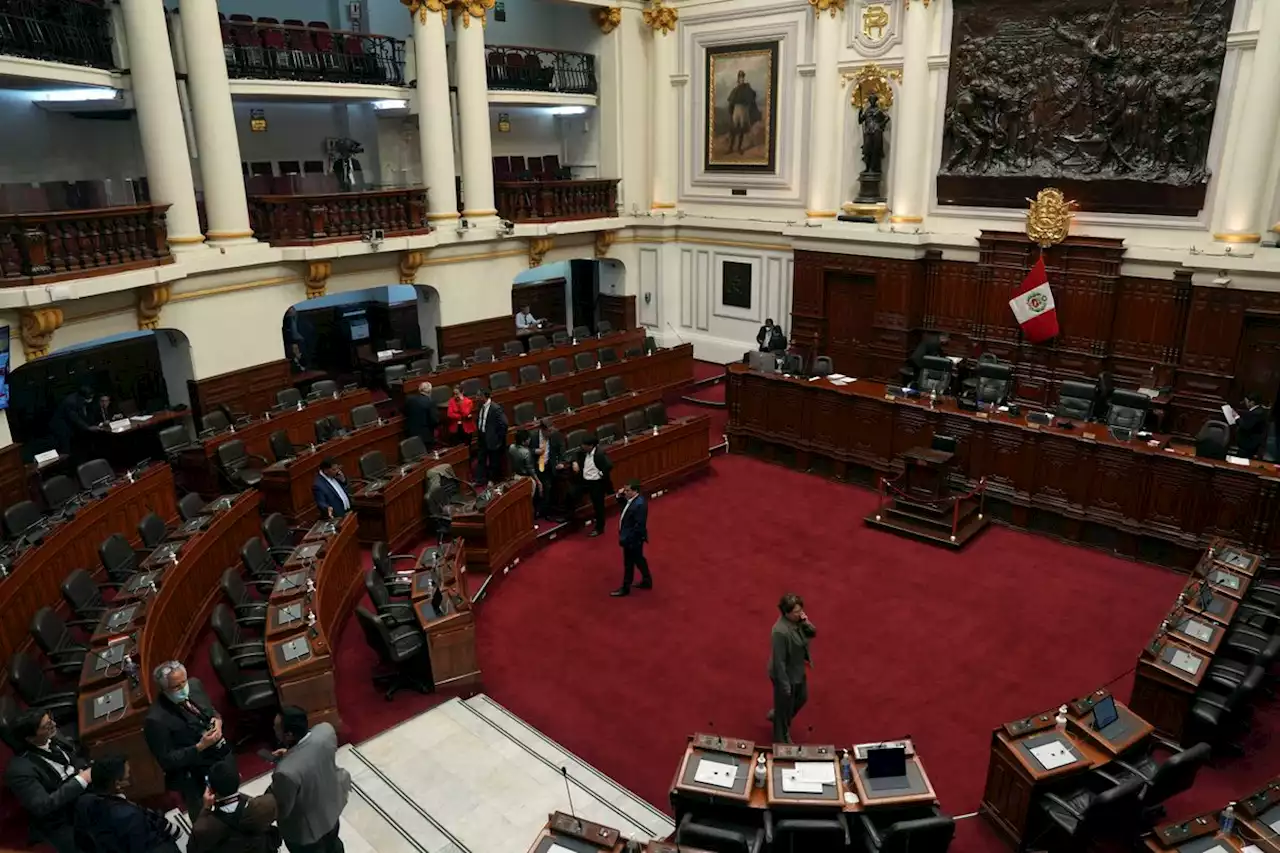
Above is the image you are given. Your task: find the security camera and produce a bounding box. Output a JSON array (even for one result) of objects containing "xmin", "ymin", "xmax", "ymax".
[
  {"xmin": 498, "ymin": 219, "xmax": 515, "ymax": 236},
  {"xmin": 362, "ymin": 228, "xmax": 384, "ymax": 249}
]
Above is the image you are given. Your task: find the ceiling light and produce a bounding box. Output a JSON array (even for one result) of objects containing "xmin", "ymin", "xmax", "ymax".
[
  {"xmin": 29, "ymin": 87, "xmax": 120, "ymax": 102},
  {"xmin": 372, "ymin": 99, "xmax": 408, "ymax": 110},
  {"xmin": 548, "ymin": 106, "xmax": 587, "ymax": 116}
]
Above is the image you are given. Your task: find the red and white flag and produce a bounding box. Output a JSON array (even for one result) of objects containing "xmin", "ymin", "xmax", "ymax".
[{"xmin": 1008, "ymin": 257, "xmax": 1058, "ymax": 344}]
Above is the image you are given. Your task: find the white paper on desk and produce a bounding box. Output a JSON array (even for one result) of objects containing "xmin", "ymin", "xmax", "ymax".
[
  {"xmin": 1243, "ymin": 845, "xmax": 1264, "ymax": 853},
  {"xmin": 548, "ymin": 845, "xmax": 577, "ymax": 853},
  {"xmin": 827, "ymin": 373, "xmax": 848, "ymax": 381},
  {"xmin": 131, "ymin": 414, "xmax": 153, "ymax": 423},
  {"xmin": 795, "ymin": 761, "xmax": 836, "ymax": 784},
  {"xmin": 780, "ymin": 769, "xmax": 825, "ymax": 794},
  {"xmin": 33, "ymin": 450, "xmax": 59, "ymax": 466},
  {"xmin": 1227, "ymin": 455, "xmax": 1251, "ymax": 466},
  {"xmin": 1222, "ymin": 404, "xmax": 1239, "ymax": 425},
  {"xmin": 1268, "ymin": 817, "xmax": 1280, "ymax": 834},
  {"xmin": 693, "ymin": 758, "xmax": 738, "ymax": 789},
  {"xmin": 1029, "ymin": 741, "xmax": 1076, "ymax": 770},
  {"xmin": 108, "ymin": 418, "xmax": 131, "ymax": 433}
]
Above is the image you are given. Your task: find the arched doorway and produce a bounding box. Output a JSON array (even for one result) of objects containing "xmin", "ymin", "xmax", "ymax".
[{"xmin": 511, "ymin": 258, "xmax": 628, "ymax": 334}]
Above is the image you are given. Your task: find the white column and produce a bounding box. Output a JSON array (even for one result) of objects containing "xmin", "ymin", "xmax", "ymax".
[
  {"xmin": 805, "ymin": 5, "xmax": 842, "ymax": 220},
  {"xmin": 452, "ymin": 8, "xmax": 496, "ymax": 224},
  {"xmin": 1215, "ymin": 4, "xmax": 1280, "ymax": 244},
  {"xmin": 646, "ymin": 3, "xmax": 678, "ymax": 211},
  {"xmin": 410, "ymin": 4, "xmax": 458, "ymax": 222},
  {"xmin": 888, "ymin": 0, "xmax": 933, "ymax": 225},
  {"xmin": 120, "ymin": 0, "xmax": 204, "ymax": 248},
  {"xmin": 178, "ymin": 0, "xmax": 252, "ymax": 243}
]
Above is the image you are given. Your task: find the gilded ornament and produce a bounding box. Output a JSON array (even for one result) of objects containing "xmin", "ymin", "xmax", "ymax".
[
  {"xmin": 593, "ymin": 7, "xmax": 622, "ymax": 34},
  {"xmin": 136, "ymin": 283, "xmax": 173, "ymax": 331},
  {"xmin": 903, "ymin": 0, "xmax": 931, "ymax": 6},
  {"xmin": 401, "ymin": 0, "xmax": 447, "ymax": 24},
  {"xmin": 643, "ymin": 0, "xmax": 677, "ymax": 34},
  {"xmin": 528, "ymin": 237, "xmax": 554, "ymax": 268},
  {"xmin": 399, "ymin": 250, "xmax": 427, "ymax": 284},
  {"xmin": 843, "ymin": 63, "xmax": 901, "ymax": 110},
  {"xmin": 19, "ymin": 306, "xmax": 63, "ymax": 360},
  {"xmin": 595, "ymin": 231, "xmax": 617, "ymax": 258},
  {"xmin": 1025, "ymin": 188, "xmax": 1074, "ymax": 248},
  {"xmin": 809, "ymin": 0, "xmax": 846, "ymax": 17},
  {"xmin": 305, "ymin": 261, "xmax": 333, "ymax": 299},
  {"xmin": 862, "ymin": 4, "xmax": 889, "ymax": 39},
  {"xmin": 451, "ymin": 0, "xmax": 495, "ymax": 28}
]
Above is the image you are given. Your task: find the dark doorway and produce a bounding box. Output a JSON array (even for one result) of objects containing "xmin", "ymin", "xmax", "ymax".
[{"xmin": 824, "ymin": 272, "xmax": 877, "ymax": 378}]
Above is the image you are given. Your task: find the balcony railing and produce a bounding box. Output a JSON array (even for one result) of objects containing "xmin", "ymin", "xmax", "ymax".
[
  {"xmin": 219, "ymin": 15, "xmax": 405, "ymax": 85},
  {"xmin": 246, "ymin": 188, "xmax": 429, "ymax": 247},
  {"xmin": 0, "ymin": 0, "xmax": 115, "ymax": 69},
  {"xmin": 0, "ymin": 204, "xmax": 172, "ymax": 286},
  {"xmin": 485, "ymin": 45, "xmax": 596, "ymax": 95},
  {"xmin": 495, "ymin": 179, "xmax": 619, "ymax": 223}
]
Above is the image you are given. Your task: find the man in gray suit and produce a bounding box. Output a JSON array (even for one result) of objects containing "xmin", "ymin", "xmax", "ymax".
[
  {"xmin": 767, "ymin": 592, "xmax": 817, "ymax": 744},
  {"xmin": 270, "ymin": 707, "xmax": 350, "ymax": 853}
]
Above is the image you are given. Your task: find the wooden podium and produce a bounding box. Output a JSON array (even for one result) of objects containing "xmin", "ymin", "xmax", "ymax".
[{"xmin": 864, "ymin": 445, "xmax": 987, "ymax": 549}]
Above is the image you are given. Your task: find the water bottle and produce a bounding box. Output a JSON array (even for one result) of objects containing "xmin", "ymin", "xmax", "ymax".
[
  {"xmin": 122, "ymin": 652, "xmax": 139, "ymax": 687},
  {"xmin": 305, "ymin": 578, "xmax": 316, "ymax": 599},
  {"xmin": 1055, "ymin": 704, "xmax": 1068, "ymax": 730},
  {"xmin": 840, "ymin": 749, "xmax": 854, "ymax": 786},
  {"xmin": 1221, "ymin": 802, "xmax": 1236, "ymax": 836},
  {"xmin": 296, "ymin": 400, "xmax": 303, "ymax": 412},
  {"xmin": 929, "ymin": 389, "xmax": 938, "ymax": 409},
  {"xmin": 148, "ymin": 578, "xmax": 159, "ymax": 597},
  {"xmin": 753, "ymin": 754, "xmax": 767, "ymax": 787}
]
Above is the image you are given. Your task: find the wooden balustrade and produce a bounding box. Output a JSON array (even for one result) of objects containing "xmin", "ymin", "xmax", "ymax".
[
  {"xmin": 495, "ymin": 179, "xmax": 619, "ymax": 223},
  {"xmin": 0, "ymin": 0, "xmax": 115, "ymax": 69},
  {"xmin": 0, "ymin": 204, "xmax": 172, "ymax": 286},
  {"xmin": 246, "ymin": 188, "xmax": 430, "ymax": 246}
]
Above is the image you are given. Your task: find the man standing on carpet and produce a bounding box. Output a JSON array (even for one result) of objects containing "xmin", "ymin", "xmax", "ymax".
[
  {"xmin": 767, "ymin": 593, "xmax": 817, "ymax": 743},
  {"xmin": 572, "ymin": 435, "xmax": 612, "ymax": 536},
  {"xmin": 271, "ymin": 706, "xmax": 350, "ymax": 853},
  {"xmin": 611, "ymin": 480, "xmax": 651, "ymax": 597}
]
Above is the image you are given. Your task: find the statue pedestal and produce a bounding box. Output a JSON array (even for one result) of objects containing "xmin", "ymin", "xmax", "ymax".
[{"xmin": 855, "ymin": 171, "xmax": 885, "ymax": 204}]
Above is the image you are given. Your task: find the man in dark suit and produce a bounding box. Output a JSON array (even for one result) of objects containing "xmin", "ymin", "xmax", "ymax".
[
  {"xmin": 271, "ymin": 706, "xmax": 351, "ymax": 853},
  {"xmin": 403, "ymin": 381, "xmax": 439, "ymax": 450},
  {"xmin": 188, "ymin": 758, "xmax": 279, "ymax": 853},
  {"xmin": 312, "ymin": 458, "xmax": 351, "ymax": 520},
  {"xmin": 143, "ymin": 660, "xmax": 232, "ymax": 820},
  {"xmin": 74, "ymin": 755, "xmax": 182, "ymax": 853},
  {"xmin": 757, "ymin": 319, "xmax": 787, "ymax": 353},
  {"xmin": 529, "ymin": 418, "xmax": 565, "ymax": 519},
  {"xmin": 50, "ymin": 386, "xmax": 97, "ymax": 455},
  {"xmin": 572, "ymin": 435, "xmax": 613, "ymax": 536},
  {"xmin": 1236, "ymin": 392, "xmax": 1270, "ymax": 459},
  {"xmin": 611, "ymin": 479, "xmax": 652, "ymax": 597},
  {"xmin": 4, "ymin": 710, "xmax": 92, "ymax": 853},
  {"xmin": 767, "ymin": 593, "xmax": 818, "ymax": 744},
  {"xmin": 474, "ymin": 388, "xmax": 508, "ymax": 486}
]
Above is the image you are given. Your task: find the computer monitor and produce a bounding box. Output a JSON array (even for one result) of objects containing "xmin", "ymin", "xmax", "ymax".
[
  {"xmin": 1091, "ymin": 694, "xmax": 1119, "ymax": 731},
  {"xmin": 866, "ymin": 745, "xmax": 907, "ymax": 779}
]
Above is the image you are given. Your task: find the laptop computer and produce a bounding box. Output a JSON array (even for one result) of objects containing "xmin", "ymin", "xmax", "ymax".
[
  {"xmin": 865, "ymin": 745, "xmax": 909, "ymax": 789},
  {"xmin": 1091, "ymin": 694, "xmax": 1119, "ymax": 732}
]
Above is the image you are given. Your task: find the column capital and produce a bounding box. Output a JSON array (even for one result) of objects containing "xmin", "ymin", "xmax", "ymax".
[
  {"xmin": 306, "ymin": 261, "xmax": 333, "ymax": 299},
  {"xmin": 20, "ymin": 307, "xmax": 63, "ymax": 360},
  {"xmin": 593, "ymin": 7, "xmax": 622, "ymax": 34},
  {"xmin": 595, "ymin": 230, "xmax": 617, "ymax": 258},
  {"xmin": 399, "ymin": 250, "xmax": 428, "ymax": 284},
  {"xmin": 643, "ymin": 1, "xmax": 677, "ymax": 35},
  {"xmin": 402, "ymin": 0, "xmax": 448, "ymax": 24},
  {"xmin": 808, "ymin": 0, "xmax": 845, "ymax": 18},
  {"xmin": 136, "ymin": 283, "xmax": 173, "ymax": 330},
  {"xmin": 528, "ymin": 237, "xmax": 554, "ymax": 268},
  {"xmin": 449, "ymin": 0, "xmax": 494, "ymax": 29}
]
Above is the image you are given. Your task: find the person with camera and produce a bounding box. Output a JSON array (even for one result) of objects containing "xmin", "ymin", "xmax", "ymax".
[
  {"xmin": 144, "ymin": 660, "xmax": 233, "ymax": 820},
  {"xmin": 188, "ymin": 758, "xmax": 280, "ymax": 853}
]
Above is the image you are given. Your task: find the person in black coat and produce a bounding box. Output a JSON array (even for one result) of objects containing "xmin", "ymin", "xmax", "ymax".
[
  {"xmin": 1236, "ymin": 392, "xmax": 1270, "ymax": 459},
  {"xmin": 757, "ymin": 319, "xmax": 787, "ymax": 353},
  {"xmin": 611, "ymin": 480, "xmax": 652, "ymax": 597},
  {"xmin": 74, "ymin": 755, "xmax": 182, "ymax": 853},
  {"xmin": 474, "ymin": 388, "xmax": 508, "ymax": 486},
  {"xmin": 50, "ymin": 386, "xmax": 97, "ymax": 455},
  {"xmin": 403, "ymin": 381, "xmax": 439, "ymax": 450},
  {"xmin": 143, "ymin": 661, "xmax": 232, "ymax": 820},
  {"xmin": 529, "ymin": 418, "xmax": 565, "ymax": 519},
  {"xmin": 572, "ymin": 435, "xmax": 613, "ymax": 536},
  {"xmin": 3, "ymin": 710, "xmax": 92, "ymax": 853}
]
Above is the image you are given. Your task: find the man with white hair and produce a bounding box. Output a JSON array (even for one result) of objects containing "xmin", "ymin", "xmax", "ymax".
[
  {"xmin": 143, "ymin": 660, "xmax": 232, "ymax": 820},
  {"xmin": 403, "ymin": 380, "xmax": 439, "ymax": 450}
]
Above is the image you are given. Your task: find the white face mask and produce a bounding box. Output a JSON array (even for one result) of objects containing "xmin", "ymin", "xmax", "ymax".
[{"xmin": 167, "ymin": 683, "xmax": 190, "ymax": 703}]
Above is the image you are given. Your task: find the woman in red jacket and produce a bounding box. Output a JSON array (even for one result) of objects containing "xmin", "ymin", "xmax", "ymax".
[{"xmin": 445, "ymin": 385, "xmax": 475, "ymax": 444}]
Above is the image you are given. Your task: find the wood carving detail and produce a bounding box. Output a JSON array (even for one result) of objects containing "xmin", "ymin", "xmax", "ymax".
[
  {"xmin": 399, "ymin": 250, "xmax": 426, "ymax": 284},
  {"xmin": 20, "ymin": 306, "xmax": 63, "ymax": 359},
  {"xmin": 137, "ymin": 283, "xmax": 173, "ymax": 330},
  {"xmin": 306, "ymin": 261, "xmax": 332, "ymax": 299}
]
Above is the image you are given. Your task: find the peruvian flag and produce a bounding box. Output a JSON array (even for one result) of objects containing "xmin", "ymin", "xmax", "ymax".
[{"xmin": 1009, "ymin": 257, "xmax": 1058, "ymax": 344}]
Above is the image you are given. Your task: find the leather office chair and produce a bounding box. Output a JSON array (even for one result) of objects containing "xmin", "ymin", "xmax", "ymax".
[
  {"xmin": 574, "ymin": 351, "xmax": 596, "ymax": 372},
  {"xmin": 780, "ymin": 353, "xmax": 804, "ymax": 375},
  {"xmin": 599, "ymin": 347, "xmax": 618, "ymax": 365},
  {"xmin": 351, "ymin": 403, "xmax": 380, "ymax": 428},
  {"xmin": 217, "ymin": 440, "xmax": 266, "ymax": 489},
  {"xmin": 400, "ymin": 436, "xmax": 429, "ymax": 463},
  {"xmin": 261, "ymin": 513, "xmax": 303, "ymax": 556},
  {"xmin": 276, "ymin": 387, "xmax": 302, "ymax": 408},
  {"xmin": 597, "ymin": 320, "xmax": 613, "ymax": 335},
  {"xmin": 1035, "ymin": 776, "xmax": 1144, "ymax": 847},
  {"xmin": 270, "ymin": 429, "xmax": 304, "ymax": 462},
  {"xmin": 775, "ymin": 815, "xmax": 848, "ymax": 853},
  {"xmin": 528, "ymin": 334, "xmax": 549, "ymax": 351},
  {"xmin": 595, "ymin": 423, "xmax": 618, "ymax": 445},
  {"xmin": 209, "ymin": 604, "xmax": 267, "ymax": 670},
  {"xmin": 209, "ymin": 641, "xmax": 278, "ymax": 728},
  {"xmin": 158, "ymin": 425, "xmax": 192, "ymax": 460},
  {"xmin": 439, "ymin": 353, "xmax": 464, "ymax": 369},
  {"xmin": 360, "ymin": 450, "xmax": 389, "ymax": 480},
  {"xmin": 30, "ymin": 607, "xmax": 88, "ymax": 678},
  {"xmin": 409, "ymin": 359, "xmax": 432, "ymax": 374},
  {"xmin": 645, "ymin": 336, "xmax": 658, "ymax": 354},
  {"xmin": 547, "ymin": 358, "xmax": 569, "ymax": 378},
  {"xmin": 178, "ymin": 492, "xmax": 206, "ymax": 521},
  {"xmin": 519, "ymin": 364, "xmax": 543, "ymax": 385},
  {"xmin": 1207, "ymin": 634, "xmax": 1280, "ymax": 693},
  {"xmin": 0, "ymin": 695, "xmax": 26, "ymax": 751},
  {"xmin": 1196, "ymin": 419, "xmax": 1230, "ymax": 460},
  {"xmin": 311, "ymin": 379, "xmax": 338, "ymax": 396},
  {"xmin": 431, "ymin": 385, "xmax": 453, "ymax": 407},
  {"xmin": 77, "ymin": 458, "xmax": 114, "ymax": 490},
  {"xmin": 546, "ymin": 393, "xmax": 569, "ymax": 415},
  {"xmin": 1106, "ymin": 390, "xmax": 1150, "ymax": 432},
  {"xmin": 4, "ymin": 500, "xmax": 44, "ymax": 542},
  {"xmin": 354, "ymin": 606, "xmax": 432, "ymax": 700},
  {"xmin": 472, "ymin": 346, "xmax": 495, "ymax": 363},
  {"xmin": 645, "ymin": 403, "xmax": 667, "ymax": 428},
  {"xmin": 137, "ymin": 512, "xmax": 168, "ymax": 548},
  {"xmin": 513, "ymin": 402, "xmax": 537, "ymax": 425},
  {"xmin": 99, "ymin": 533, "xmax": 147, "ymax": 583},
  {"xmin": 489, "ymin": 370, "xmax": 513, "ymax": 392},
  {"xmin": 220, "ymin": 569, "xmax": 268, "ymax": 626},
  {"xmin": 384, "ymin": 365, "xmax": 407, "ymax": 386},
  {"xmin": 41, "ymin": 475, "xmax": 79, "ymax": 513},
  {"xmin": 812, "ymin": 355, "xmax": 834, "ymax": 378},
  {"xmin": 748, "ymin": 351, "xmax": 773, "ymax": 372},
  {"xmin": 624, "ymin": 346, "xmax": 643, "ymax": 359},
  {"xmin": 604, "ymin": 375, "xmax": 626, "ymax": 398},
  {"xmin": 624, "ymin": 410, "xmax": 646, "ymax": 435},
  {"xmin": 1189, "ymin": 665, "xmax": 1266, "ymax": 754},
  {"xmin": 313, "ymin": 415, "xmax": 341, "ymax": 444},
  {"xmin": 552, "ymin": 331, "xmax": 570, "ymax": 346},
  {"xmin": 859, "ymin": 812, "xmax": 955, "ymax": 853},
  {"xmin": 201, "ymin": 409, "xmax": 231, "ymax": 434},
  {"xmin": 917, "ymin": 356, "xmax": 953, "ymax": 395},
  {"xmin": 8, "ymin": 652, "xmax": 77, "ymax": 726},
  {"xmin": 975, "ymin": 362, "xmax": 1014, "ymax": 405},
  {"xmin": 676, "ymin": 812, "xmax": 765, "ymax": 853},
  {"xmin": 240, "ymin": 537, "xmax": 282, "ymax": 584},
  {"xmin": 365, "ymin": 569, "xmax": 416, "ymax": 627},
  {"xmin": 582, "ymin": 389, "xmax": 604, "ymax": 407},
  {"xmin": 1103, "ymin": 740, "xmax": 1210, "ymax": 823},
  {"xmin": 573, "ymin": 325, "xmax": 591, "ymax": 339},
  {"xmin": 503, "ymin": 340, "xmax": 524, "ymax": 357},
  {"xmin": 565, "ymin": 429, "xmax": 587, "ymax": 454},
  {"xmin": 371, "ymin": 541, "xmax": 415, "ymax": 598},
  {"xmin": 1056, "ymin": 381, "xmax": 1098, "ymax": 420},
  {"xmin": 61, "ymin": 569, "xmax": 113, "ymax": 625},
  {"xmin": 460, "ymin": 377, "xmax": 484, "ymax": 398}
]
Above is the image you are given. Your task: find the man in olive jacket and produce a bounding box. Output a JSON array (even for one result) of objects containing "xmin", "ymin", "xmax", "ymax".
[{"xmin": 767, "ymin": 592, "xmax": 817, "ymax": 744}]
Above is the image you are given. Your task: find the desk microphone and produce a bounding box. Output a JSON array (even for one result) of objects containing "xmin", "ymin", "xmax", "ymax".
[{"xmin": 560, "ymin": 766, "xmax": 582, "ymax": 833}]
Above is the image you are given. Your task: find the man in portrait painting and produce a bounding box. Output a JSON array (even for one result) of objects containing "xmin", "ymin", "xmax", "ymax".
[{"xmin": 726, "ymin": 70, "xmax": 762, "ymax": 155}]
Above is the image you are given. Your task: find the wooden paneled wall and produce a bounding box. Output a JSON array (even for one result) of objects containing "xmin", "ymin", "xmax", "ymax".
[
  {"xmin": 436, "ymin": 316, "xmax": 516, "ymax": 359},
  {"xmin": 598, "ymin": 293, "xmax": 637, "ymax": 332},
  {"xmin": 512, "ymin": 279, "xmax": 567, "ymax": 327},
  {"xmin": 792, "ymin": 233, "xmax": 1274, "ymax": 436},
  {"xmin": 188, "ymin": 359, "xmax": 291, "ymax": 426}
]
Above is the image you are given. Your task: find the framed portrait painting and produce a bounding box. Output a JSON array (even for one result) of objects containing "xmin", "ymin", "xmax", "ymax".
[{"xmin": 704, "ymin": 41, "xmax": 780, "ymax": 173}]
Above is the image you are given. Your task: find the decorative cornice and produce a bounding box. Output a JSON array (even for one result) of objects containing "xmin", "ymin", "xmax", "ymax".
[
  {"xmin": 305, "ymin": 261, "xmax": 333, "ymax": 299},
  {"xmin": 903, "ymin": 0, "xmax": 931, "ymax": 6},
  {"xmin": 399, "ymin": 250, "xmax": 427, "ymax": 284},
  {"xmin": 593, "ymin": 6, "xmax": 622, "ymax": 34},
  {"xmin": 528, "ymin": 237, "xmax": 554, "ymax": 268},
  {"xmin": 451, "ymin": 0, "xmax": 495, "ymax": 28},
  {"xmin": 808, "ymin": 0, "xmax": 845, "ymax": 18},
  {"xmin": 401, "ymin": 0, "xmax": 448, "ymax": 24},
  {"xmin": 595, "ymin": 231, "xmax": 618, "ymax": 259},
  {"xmin": 20, "ymin": 306, "xmax": 63, "ymax": 360},
  {"xmin": 137, "ymin": 283, "xmax": 173, "ymax": 330},
  {"xmin": 643, "ymin": 0, "xmax": 677, "ymax": 34}
]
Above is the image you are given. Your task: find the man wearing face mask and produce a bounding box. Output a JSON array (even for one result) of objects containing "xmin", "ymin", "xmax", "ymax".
[
  {"xmin": 4, "ymin": 710, "xmax": 92, "ymax": 853},
  {"xmin": 143, "ymin": 660, "xmax": 232, "ymax": 821}
]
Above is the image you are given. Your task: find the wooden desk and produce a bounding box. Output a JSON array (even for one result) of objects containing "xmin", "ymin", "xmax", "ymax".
[
  {"xmin": 1240, "ymin": 776, "xmax": 1280, "ymax": 853},
  {"xmin": 849, "ymin": 742, "xmax": 936, "ymax": 810},
  {"xmin": 525, "ymin": 812, "xmax": 712, "ymax": 853},
  {"xmin": 351, "ymin": 444, "xmax": 469, "ymax": 550},
  {"xmin": 178, "ymin": 388, "xmax": 374, "ymax": 497},
  {"xmin": 412, "ymin": 540, "xmax": 480, "ymax": 690},
  {"xmin": 506, "ymin": 386, "xmax": 667, "ymax": 440},
  {"xmin": 78, "ymin": 491, "xmax": 262, "ymax": 800},
  {"xmin": 266, "ymin": 514, "xmax": 361, "ymax": 730},
  {"xmin": 87, "ymin": 410, "xmax": 188, "ymax": 471},
  {"xmin": 451, "ymin": 476, "xmax": 535, "ymax": 573},
  {"xmin": 493, "ymin": 344, "xmax": 693, "ymax": 414},
  {"xmin": 0, "ymin": 464, "xmax": 177, "ymax": 686},
  {"xmin": 1144, "ymin": 816, "xmax": 1241, "ymax": 853},
  {"xmin": 726, "ymin": 365, "xmax": 1280, "ymax": 568},
  {"xmin": 259, "ymin": 416, "xmax": 407, "ymax": 525}
]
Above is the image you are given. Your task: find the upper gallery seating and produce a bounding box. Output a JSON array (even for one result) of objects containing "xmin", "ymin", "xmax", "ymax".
[
  {"xmin": 484, "ymin": 45, "xmax": 596, "ymax": 95},
  {"xmin": 0, "ymin": 0, "xmax": 115, "ymax": 69},
  {"xmin": 218, "ymin": 14, "xmax": 405, "ymax": 85},
  {"xmin": 493, "ymin": 155, "xmax": 573, "ymax": 182}
]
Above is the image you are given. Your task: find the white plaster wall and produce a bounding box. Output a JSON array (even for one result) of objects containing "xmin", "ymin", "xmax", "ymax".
[{"xmin": 0, "ymin": 91, "xmax": 147, "ymax": 186}]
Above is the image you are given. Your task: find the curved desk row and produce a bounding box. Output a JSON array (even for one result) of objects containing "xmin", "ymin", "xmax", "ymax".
[
  {"xmin": 489, "ymin": 344, "xmax": 694, "ymax": 414},
  {"xmin": 76, "ymin": 490, "xmax": 263, "ymax": 799},
  {"xmin": 0, "ymin": 464, "xmax": 178, "ymax": 680},
  {"xmin": 350, "ymin": 444, "xmax": 469, "ymax": 550},
  {"xmin": 410, "ymin": 539, "xmax": 480, "ymax": 690}
]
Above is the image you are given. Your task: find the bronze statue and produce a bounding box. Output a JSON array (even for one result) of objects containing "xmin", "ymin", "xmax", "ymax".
[{"xmin": 858, "ymin": 93, "xmax": 890, "ymax": 175}]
